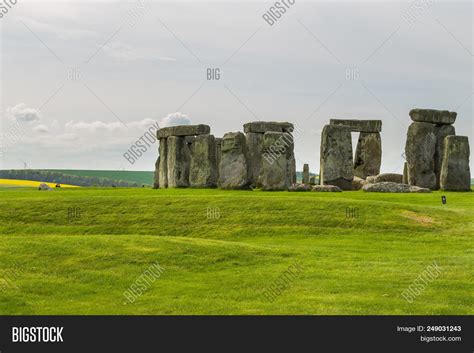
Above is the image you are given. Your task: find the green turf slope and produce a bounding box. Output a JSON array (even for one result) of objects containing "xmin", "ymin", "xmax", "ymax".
[{"xmin": 0, "ymin": 188, "xmax": 472, "ymax": 315}]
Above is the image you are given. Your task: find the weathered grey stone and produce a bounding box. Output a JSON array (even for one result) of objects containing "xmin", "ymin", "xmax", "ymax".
[
  {"xmin": 402, "ymin": 162, "xmax": 408, "ymax": 184},
  {"xmin": 312, "ymin": 185, "xmax": 342, "ymax": 192},
  {"xmin": 302, "ymin": 164, "xmax": 309, "ymax": 184},
  {"xmin": 363, "ymin": 182, "xmax": 431, "ymax": 193},
  {"xmin": 243, "ymin": 121, "xmax": 294, "ymax": 133},
  {"xmin": 320, "ymin": 124, "xmax": 354, "ymax": 190},
  {"xmin": 440, "ymin": 136, "xmax": 471, "ymax": 191},
  {"xmin": 288, "ymin": 154, "xmax": 297, "ymax": 185},
  {"xmin": 330, "ymin": 119, "xmax": 382, "ymax": 132},
  {"xmin": 38, "ymin": 183, "xmax": 53, "ymax": 191},
  {"xmin": 434, "ymin": 125, "xmax": 455, "ymax": 189},
  {"xmin": 215, "ymin": 138, "xmax": 222, "ymax": 182},
  {"xmin": 167, "ymin": 136, "xmax": 190, "ymax": 188},
  {"xmin": 353, "ymin": 132, "xmax": 382, "ymax": 179},
  {"xmin": 352, "ymin": 176, "xmax": 367, "ymax": 190},
  {"xmin": 260, "ymin": 132, "xmax": 290, "ymax": 191},
  {"xmin": 246, "ymin": 132, "xmax": 264, "ymax": 187},
  {"xmin": 366, "ymin": 175, "xmax": 376, "ymax": 183},
  {"xmin": 219, "ymin": 132, "xmax": 251, "ymax": 189},
  {"xmin": 153, "ymin": 156, "xmax": 160, "ymax": 189},
  {"xmin": 409, "ymin": 109, "xmax": 456, "ymax": 125},
  {"xmin": 157, "ymin": 124, "xmax": 210, "ymax": 139},
  {"xmin": 288, "ymin": 183, "xmax": 312, "ymax": 192},
  {"xmin": 309, "ymin": 176, "xmax": 316, "ymax": 185},
  {"xmin": 409, "ymin": 185, "xmax": 432, "ymax": 193},
  {"xmin": 185, "ymin": 135, "xmax": 196, "ymax": 144},
  {"xmin": 405, "ymin": 122, "xmax": 436, "ymax": 189},
  {"xmin": 189, "ymin": 135, "xmax": 217, "ymax": 188},
  {"xmin": 374, "ymin": 173, "xmax": 403, "ymax": 183},
  {"xmin": 283, "ymin": 133, "xmax": 296, "ymax": 187},
  {"xmin": 158, "ymin": 138, "xmax": 168, "ymax": 188}
]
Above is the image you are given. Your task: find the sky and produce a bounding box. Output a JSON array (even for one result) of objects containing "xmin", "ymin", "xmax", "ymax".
[{"xmin": 0, "ymin": 0, "xmax": 472, "ymax": 173}]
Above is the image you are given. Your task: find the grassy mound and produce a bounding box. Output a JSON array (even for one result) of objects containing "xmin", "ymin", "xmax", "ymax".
[{"xmin": 0, "ymin": 188, "xmax": 472, "ymax": 314}]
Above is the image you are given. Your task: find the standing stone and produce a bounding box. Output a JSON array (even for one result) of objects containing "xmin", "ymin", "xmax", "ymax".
[
  {"xmin": 189, "ymin": 135, "xmax": 217, "ymax": 188},
  {"xmin": 402, "ymin": 162, "xmax": 408, "ymax": 184},
  {"xmin": 434, "ymin": 125, "xmax": 455, "ymax": 189},
  {"xmin": 290, "ymin": 156, "xmax": 297, "ymax": 184},
  {"xmin": 215, "ymin": 138, "xmax": 222, "ymax": 182},
  {"xmin": 167, "ymin": 136, "xmax": 190, "ymax": 188},
  {"xmin": 282, "ymin": 132, "xmax": 296, "ymax": 186},
  {"xmin": 260, "ymin": 132, "xmax": 289, "ymax": 190},
  {"xmin": 246, "ymin": 132, "xmax": 264, "ymax": 187},
  {"xmin": 353, "ymin": 132, "xmax": 381, "ymax": 179},
  {"xmin": 440, "ymin": 136, "xmax": 471, "ymax": 191},
  {"xmin": 405, "ymin": 122, "xmax": 436, "ymax": 189},
  {"xmin": 219, "ymin": 132, "xmax": 251, "ymax": 189},
  {"xmin": 153, "ymin": 156, "xmax": 160, "ymax": 189},
  {"xmin": 303, "ymin": 164, "xmax": 310, "ymax": 184},
  {"xmin": 158, "ymin": 138, "xmax": 168, "ymax": 188},
  {"xmin": 320, "ymin": 124, "xmax": 354, "ymax": 190}
]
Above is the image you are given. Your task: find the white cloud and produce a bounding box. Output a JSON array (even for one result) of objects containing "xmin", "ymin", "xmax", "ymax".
[
  {"xmin": 6, "ymin": 103, "xmax": 41, "ymax": 123},
  {"xmin": 34, "ymin": 124, "xmax": 49, "ymax": 133},
  {"xmin": 17, "ymin": 17, "xmax": 98, "ymax": 40},
  {"xmin": 159, "ymin": 112, "xmax": 191, "ymax": 128},
  {"xmin": 102, "ymin": 42, "xmax": 176, "ymax": 62}
]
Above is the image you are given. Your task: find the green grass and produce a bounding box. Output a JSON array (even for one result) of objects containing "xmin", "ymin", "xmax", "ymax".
[
  {"xmin": 0, "ymin": 187, "xmax": 472, "ymax": 315},
  {"xmin": 43, "ymin": 169, "xmax": 154, "ymax": 185}
]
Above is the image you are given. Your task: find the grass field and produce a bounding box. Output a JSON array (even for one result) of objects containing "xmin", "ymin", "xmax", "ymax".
[{"xmin": 0, "ymin": 187, "xmax": 472, "ymax": 315}]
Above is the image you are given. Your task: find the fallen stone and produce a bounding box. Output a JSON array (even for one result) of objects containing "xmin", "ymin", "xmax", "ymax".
[
  {"xmin": 434, "ymin": 125, "xmax": 455, "ymax": 189},
  {"xmin": 409, "ymin": 109, "xmax": 457, "ymax": 125},
  {"xmin": 219, "ymin": 132, "xmax": 251, "ymax": 189},
  {"xmin": 352, "ymin": 176, "xmax": 367, "ymax": 190},
  {"xmin": 243, "ymin": 121, "xmax": 294, "ymax": 134},
  {"xmin": 366, "ymin": 175, "xmax": 376, "ymax": 183},
  {"xmin": 405, "ymin": 122, "xmax": 436, "ymax": 189},
  {"xmin": 157, "ymin": 124, "xmax": 210, "ymax": 139},
  {"xmin": 288, "ymin": 183, "xmax": 312, "ymax": 192},
  {"xmin": 167, "ymin": 136, "xmax": 191, "ymax": 188},
  {"xmin": 363, "ymin": 182, "xmax": 431, "ymax": 193},
  {"xmin": 353, "ymin": 132, "xmax": 382, "ymax": 179},
  {"xmin": 319, "ymin": 124, "xmax": 354, "ymax": 190},
  {"xmin": 330, "ymin": 119, "xmax": 382, "ymax": 133},
  {"xmin": 189, "ymin": 134, "xmax": 217, "ymax": 188},
  {"xmin": 312, "ymin": 185, "xmax": 342, "ymax": 192},
  {"xmin": 374, "ymin": 173, "xmax": 403, "ymax": 183},
  {"xmin": 440, "ymin": 136, "xmax": 471, "ymax": 191}
]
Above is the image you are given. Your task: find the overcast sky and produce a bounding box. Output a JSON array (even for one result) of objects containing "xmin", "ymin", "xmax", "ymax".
[{"xmin": 0, "ymin": 0, "xmax": 472, "ymax": 173}]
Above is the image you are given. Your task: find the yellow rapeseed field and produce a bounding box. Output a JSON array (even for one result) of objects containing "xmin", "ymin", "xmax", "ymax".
[{"xmin": 0, "ymin": 179, "xmax": 80, "ymax": 188}]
